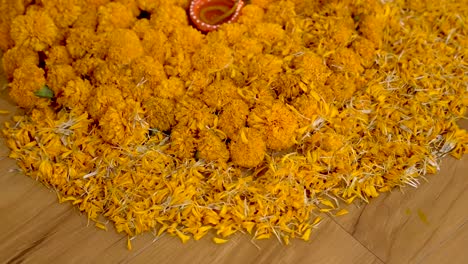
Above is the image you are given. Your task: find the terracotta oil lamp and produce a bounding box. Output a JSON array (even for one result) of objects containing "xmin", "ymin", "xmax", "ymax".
[{"xmin": 189, "ymin": 0, "xmax": 245, "ymax": 32}]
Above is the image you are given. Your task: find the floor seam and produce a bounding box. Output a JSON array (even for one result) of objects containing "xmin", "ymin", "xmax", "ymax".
[{"xmin": 327, "ymin": 214, "xmax": 386, "ymax": 264}]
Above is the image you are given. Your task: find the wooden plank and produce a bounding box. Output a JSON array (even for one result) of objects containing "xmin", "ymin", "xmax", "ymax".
[
  {"xmin": 421, "ymin": 221, "xmax": 468, "ymax": 264},
  {"xmin": 332, "ymin": 152, "xmax": 468, "ymax": 263}
]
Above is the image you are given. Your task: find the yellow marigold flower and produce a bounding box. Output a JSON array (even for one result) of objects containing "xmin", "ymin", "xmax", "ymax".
[
  {"xmin": 248, "ymin": 54, "xmax": 283, "ymax": 82},
  {"xmin": 352, "ymin": 37, "xmax": 377, "ymax": 68},
  {"xmin": 107, "ymin": 29, "xmax": 144, "ymax": 65},
  {"xmin": 185, "ymin": 70, "xmax": 211, "ymax": 94},
  {"xmin": 358, "ymin": 14, "xmax": 385, "ymax": 48},
  {"xmin": 136, "ymin": 0, "xmax": 162, "ymax": 12},
  {"xmin": 168, "ymin": 125, "xmax": 198, "ymax": 159},
  {"xmin": 141, "ymin": 28, "xmax": 169, "ymax": 64},
  {"xmin": 292, "ymin": 94, "xmax": 320, "ymax": 127},
  {"xmin": 150, "ymin": 4, "xmax": 189, "ymax": 34},
  {"xmin": 230, "ymin": 128, "xmax": 266, "ymax": 168},
  {"xmin": 43, "ymin": 0, "xmax": 82, "ymax": 29},
  {"xmin": 328, "ymin": 47, "xmax": 364, "ymax": 74},
  {"xmin": 2, "ymin": 46, "xmax": 39, "ymax": 80},
  {"xmin": 250, "ymin": 0, "xmax": 274, "ymax": 9},
  {"xmin": 9, "ymin": 63, "xmax": 47, "ymax": 109},
  {"xmin": 197, "ymin": 130, "xmax": 230, "ymax": 164},
  {"xmin": 84, "ymin": 0, "xmax": 111, "ymax": 10},
  {"xmin": 132, "ymin": 18, "xmax": 151, "ymax": 39},
  {"xmin": 237, "ymin": 4, "xmax": 265, "ymax": 26},
  {"xmin": 116, "ymin": 0, "xmax": 140, "ymax": 16},
  {"xmin": 169, "ymin": 26, "xmax": 204, "ymax": 54},
  {"xmin": 232, "ymin": 37, "xmax": 264, "ymax": 59},
  {"xmin": 10, "ymin": 8, "xmax": 59, "ymax": 51},
  {"xmin": 251, "ymin": 23, "xmax": 286, "ymax": 47},
  {"xmin": 73, "ymin": 4, "xmax": 99, "ymax": 28},
  {"xmin": 199, "ymin": 79, "xmax": 241, "ymax": 110},
  {"xmin": 175, "ymin": 97, "xmax": 216, "ymax": 130},
  {"xmin": 192, "ymin": 42, "xmax": 233, "ymax": 73},
  {"xmin": 155, "ymin": 77, "xmax": 186, "ymax": 100},
  {"xmin": 46, "ymin": 64, "xmax": 76, "ymax": 95},
  {"xmin": 263, "ymin": 0, "xmax": 296, "ymax": 26},
  {"xmin": 129, "ymin": 56, "xmax": 167, "ymax": 97},
  {"xmin": 66, "ymin": 28, "xmax": 108, "ymax": 59},
  {"xmin": 92, "ymin": 61, "xmax": 128, "ymax": 86},
  {"xmin": 143, "ymin": 97, "xmax": 176, "ymax": 132},
  {"xmin": 249, "ymin": 101, "xmax": 299, "ymax": 150},
  {"xmin": 271, "ymin": 73, "xmax": 302, "ymax": 99},
  {"xmin": 327, "ymin": 17, "xmax": 355, "ymax": 48},
  {"xmin": 219, "ymin": 99, "xmax": 250, "ymax": 139},
  {"xmin": 0, "ymin": 21, "xmax": 14, "ymax": 51},
  {"xmin": 57, "ymin": 78, "xmax": 92, "ymax": 111},
  {"xmin": 210, "ymin": 23, "xmax": 248, "ymax": 47},
  {"xmin": 45, "ymin": 45, "xmax": 72, "ymax": 66},
  {"xmin": 324, "ymin": 73, "xmax": 357, "ymax": 103},
  {"xmin": 87, "ymin": 84, "xmax": 126, "ymax": 119},
  {"xmin": 97, "ymin": 2, "xmax": 136, "ymax": 32},
  {"xmin": 98, "ymin": 100, "xmax": 148, "ymax": 146}
]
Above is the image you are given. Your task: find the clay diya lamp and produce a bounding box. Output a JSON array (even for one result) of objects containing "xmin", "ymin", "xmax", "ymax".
[{"xmin": 190, "ymin": 0, "xmax": 245, "ymax": 32}]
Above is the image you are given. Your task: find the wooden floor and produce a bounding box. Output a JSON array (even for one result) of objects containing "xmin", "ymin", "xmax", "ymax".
[{"xmin": 0, "ymin": 60, "xmax": 467, "ymax": 264}]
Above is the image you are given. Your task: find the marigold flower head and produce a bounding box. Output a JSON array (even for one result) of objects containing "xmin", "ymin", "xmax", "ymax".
[
  {"xmin": 143, "ymin": 97, "xmax": 176, "ymax": 132},
  {"xmin": 192, "ymin": 42, "xmax": 233, "ymax": 73},
  {"xmin": 197, "ymin": 130, "xmax": 230, "ymax": 164},
  {"xmin": 2, "ymin": 46, "xmax": 39, "ymax": 80},
  {"xmin": 230, "ymin": 128, "xmax": 266, "ymax": 168},
  {"xmin": 218, "ymin": 99, "xmax": 250, "ymax": 139},
  {"xmin": 10, "ymin": 8, "xmax": 59, "ymax": 51},
  {"xmin": 107, "ymin": 29, "xmax": 144, "ymax": 65},
  {"xmin": 43, "ymin": 0, "xmax": 82, "ymax": 29},
  {"xmin": 97, "ymin": 2, "xmax": 136, "ymax": 32},
  {"xmin": 57, "ymin": 77, "xmax": 93, "ymax": 111},
  {"xmin": 9, "ymin": 63, "xmax": 47, "ymax": 109},
  {"xmin": 250, "ymin": 101, "xmax": 299, "ymax": 150},
  {"xmin": 46, "ymin": 64, "xmax": 76, "ymax": 95}
]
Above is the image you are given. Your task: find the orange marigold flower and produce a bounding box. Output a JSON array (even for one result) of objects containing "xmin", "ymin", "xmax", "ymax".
[
  {"xmin": 2, "ymin": 46, "xmax": 39, "ymax": 80},
  {"xmin": 10, "ymin": 8, "xmax": 59, "ymax": 51},
  {"xmin": 230, "ymin": 127, "xmax": 266, "ymax": 168},
  {"xmin": 43, "ymin": 0, "xmax": 82, "ymax": 29},
  {"xmin": 9, "ymin": 63, "xmax": 47, "ymax": 109},
  {"xmin": 107, "ymin": 29, "xmax": 144, "ymax": 65},
  {"xmin": 168, "ymin": 125, "xmax": 198, "ymax": 159},
  {"xmin": 97, "ymin": 2, "xmax": 136, "ymax": 32},
  {"xmin": 57, "ymin": 77, "xmax": 93, "ymax": 111},
  {"xmin": 143, "ymin": 97, "xmax": 177, "ymax": 132},
  {"xmin": 197, "ymin": 130, "xmax": 229, "ymax": 164},
  {"xmin": 46, "ymin": 64, "xmax": 76, "ymax": 95},
  {"xmin": 218, "ymin": 99, "xmax": 250, "ymax": 139},
  {"xmin": 249, "ymin": 101, "xmax": 299, "ymax": 150}
]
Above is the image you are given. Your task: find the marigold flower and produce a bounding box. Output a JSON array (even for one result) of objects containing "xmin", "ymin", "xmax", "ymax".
[
  {"xmin": 249, "ymin": 101, "xmax": 299, "ymax": 150},
  {"xmin": 10, "ymin": 8, "xmax": 59, "ymax": 51},
  {"xmin": 218, "ymin": 99, "xmax": 250, "ymax": 139},
  {"xmin": 230, "ymin": 128, "xmax": 266, "ymax": 168},
  {"xmin": 46, "ymin": 64, "xmax": 76, "ymax": 95},
  {"xmin": 97, "ymin": 2, "xmax": 136, "ymax": 32},
  {"xmin": 107, "ymin": 29, "xmax": 144, "ymax": 65},
  {"xmin": 9, "ymin": 63, "xmax": 47, "ymax": 109},
  {"xmin": 143, "ymin": 97, "xmax": 177, "ymax": 132},
  {"xmin": 2, "ymin": 46, "xmax": 39, "ymax": 80},
  {"xmin": 43, "ymin": 0, "xmax": 82, "ymax": 28},
  {"xmin": 197, "ymin": 130, "xmax": 230, "ymax": 164}
]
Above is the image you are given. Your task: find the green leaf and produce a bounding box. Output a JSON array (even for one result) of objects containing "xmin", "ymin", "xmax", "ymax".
[{"xmin": 34, "ymin": 85, "xmax": 54, "ymax": 99}]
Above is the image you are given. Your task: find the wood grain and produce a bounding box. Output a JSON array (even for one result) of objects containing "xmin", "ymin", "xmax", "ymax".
[
  {"xmin": 330, "ymin": 120, "xmax": 468, "ymax": 263},
  {"xmin": 0, "ymin": 53, "xmax": 467, "ymax": 263}
]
